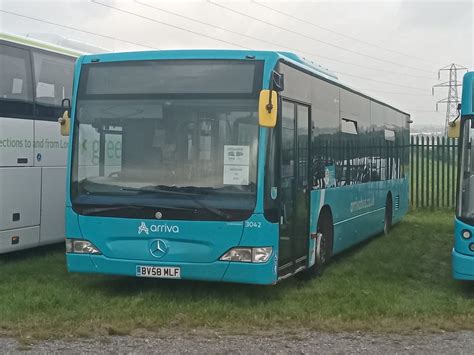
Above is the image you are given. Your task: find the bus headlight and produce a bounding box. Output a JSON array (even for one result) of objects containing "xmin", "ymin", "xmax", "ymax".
[
  {"xmin": 252, "ymin": 247, "xmax": 273, "ymax": 263},
  {"xmin": 461, "ymin": 230, "xmax": 472, "ymax": 240},
  {"xmin": 220, "ymin": 248, "xmax": 252, "ymax": 262},
  {"xmin": 66, "ymin": 239, "xmax": 101, "ymax": 254},
  {"xmin": 220, "ymin": 247, "xmax": 272, "ymax": 263}
]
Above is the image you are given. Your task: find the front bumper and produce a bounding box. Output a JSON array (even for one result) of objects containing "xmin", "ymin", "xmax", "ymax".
[
  {"xmin": 66, "ymin": 253, "xmax": 277, "ymax": 285},
  {"xmin": 452, "ymin": 248, "xmax": 474, "ymax": 281}
]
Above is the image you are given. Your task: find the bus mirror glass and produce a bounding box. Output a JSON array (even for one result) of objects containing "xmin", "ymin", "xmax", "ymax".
[
  {"xmin": 448, "ymin": 120, "xmax": 460, "ymax": 138},
  {"xmin": 272, "ymin": 71, "xmax": 284, "ymax": 92},
  {"xmin": 62, "ymin": 98, "xmax": 71, "ymax": 110},
  {"xmin": 259, "ymin": 90, "xmax": 278, "ymax": 128},
  {"xmin": 59, "ymin": 110, "xmax": 70, "ymax": 136}
]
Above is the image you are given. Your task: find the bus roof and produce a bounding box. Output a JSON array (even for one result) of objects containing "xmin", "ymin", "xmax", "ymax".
[
  {"xmin": 78, "ymin": 49, "xmax": 410, "ymax": 117},
  {"xmin": 0, "ymin": 32, "xmax": 81, "ymax": 57},
  {"xmin": 462, "ymin": 71, "xmax": 474, "ymax": 116},
  {"xmin": 79, "ymin": 49, "xmax": 337, "ymax": 79}
]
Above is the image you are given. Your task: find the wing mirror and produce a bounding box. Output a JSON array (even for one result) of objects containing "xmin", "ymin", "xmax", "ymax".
[
  {"xmin": 59, "ymin": 98, "xmax": 71, "ymax": 136},
  {"xmin": 448, "ymin": 120, "xmax": 460, "ymax": 138},
  {"xmin": 259, "ymin": 90, "xmax": 278, "ymax": 128},
  {"xmin": 258, "ymin": 71, "xmax": 284, "ymax": 128},
  {"xmin": 448, "ymin": 103, "xmax": 462, "ymax": 139}
]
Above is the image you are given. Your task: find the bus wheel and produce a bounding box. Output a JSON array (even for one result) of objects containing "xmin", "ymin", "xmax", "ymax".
[
  {"xmin": 297, "ymin": 210, "xmax": 333, "ymax": 280},
  {"xmin": 299, "ymin": 210, "xmax": 333, "ymax": 279},
  {"xmin": 384, "ymin": 194, "xmax": 393, "ymax": 235},
  {"xmin": 315, "ymin": 212, "xmax": 333, "ymax": 273}
]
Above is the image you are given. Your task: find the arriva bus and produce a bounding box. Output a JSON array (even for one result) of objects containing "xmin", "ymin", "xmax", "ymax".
[
  {"xmin": 0, "ymin": 33, "xmax": 77, "ymax": 253},
  {"xmin": 452, "ymin": 71, "xmax": 474, "ymax": 281},
  {"xmin": 61, "ymin": 50, "xmax": 410, "ymax": 284}
]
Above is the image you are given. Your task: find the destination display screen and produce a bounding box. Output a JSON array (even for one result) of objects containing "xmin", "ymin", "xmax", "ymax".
[{"xmin": 79, "ymin": 60, "xmax": 263, "ymax": 96}]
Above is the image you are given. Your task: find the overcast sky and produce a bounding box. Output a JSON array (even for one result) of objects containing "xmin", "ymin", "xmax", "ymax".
[{"xmin": 1, "ymin": 0, "xmax": 472, "ymax": 127}]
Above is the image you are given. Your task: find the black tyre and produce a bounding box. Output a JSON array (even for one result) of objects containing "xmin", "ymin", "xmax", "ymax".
[
  {"xmin": 300, "ymin": 209, "xmax": 333, "ymax": 278},
  {"xmin": 384, "ymin": 194, "xmax": 393, "ymax": 235}
]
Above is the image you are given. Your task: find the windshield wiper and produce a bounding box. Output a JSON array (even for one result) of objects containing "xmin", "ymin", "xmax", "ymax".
[
  {"xmin": 79, "ymin": 204, "xmax": 196, "ymax": 216},
  {"xmin": 122, "ymin": 186, "xmax": 231, "ymax": 220},
  {"xmin": 120, "ymin": 186, "xmax": 199, "ymax": 195},
  {"xmin": 189, "ymin": 197, "xmax": 231, "ymax": 220}
]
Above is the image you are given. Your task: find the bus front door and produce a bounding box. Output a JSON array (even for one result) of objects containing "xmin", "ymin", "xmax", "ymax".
[{"xmin": 278, "ymin": 100, "xmax": 310, "ymax": 278}]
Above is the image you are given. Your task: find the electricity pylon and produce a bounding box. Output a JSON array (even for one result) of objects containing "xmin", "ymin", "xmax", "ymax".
[{"xmin": 432, "ymin": 63, "xmax": 468, "ymax": 136}]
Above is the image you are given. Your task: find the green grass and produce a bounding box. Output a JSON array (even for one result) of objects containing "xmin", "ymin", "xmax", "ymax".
[{"xmin": 0, "ymin": 210, "xmax": 473, "ymax": 340}]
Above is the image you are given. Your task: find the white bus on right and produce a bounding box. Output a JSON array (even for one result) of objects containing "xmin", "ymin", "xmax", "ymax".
[{"xmin": 0, "ymin": 33, "xmax": 78, "ymax": 253}]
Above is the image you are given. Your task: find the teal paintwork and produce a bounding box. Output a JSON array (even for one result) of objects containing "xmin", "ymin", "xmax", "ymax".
[
  {"xmin": 453, "ymin": 72, "xmax": 474, "ymax": 281},
  {"xmin": 453, "ymin": 218, "xmax": 474, "ymax": 280},
  {"xmin": 461, "ymin": 72, "xmax": 473, "ymax": 116},
  {"xmin": 454, "ymin": 218, "xmax": 474, "ymax": 257},
  {"xmin": 309, "ymin": 179, "xmax": 408, "ymax": 256},
  {"xmin": 78, "ymin": 216, "xmax": 244, "ymax": 263},
  {"xmin": 65, "ymin": 50, "xmax": 408, "ymax": 284},
  {"xmin": 67, "ymin": 211, "xmax": 279, "ymax": 284}
]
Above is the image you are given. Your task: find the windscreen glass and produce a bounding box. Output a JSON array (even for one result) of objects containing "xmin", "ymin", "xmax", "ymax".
[
  {"xmin": 458, "ymin": 117, "xmax": 474, "ymax": 221},
  {"xmin": 72, "ymin": 60, "xmax": 263, "ymax": 221}
]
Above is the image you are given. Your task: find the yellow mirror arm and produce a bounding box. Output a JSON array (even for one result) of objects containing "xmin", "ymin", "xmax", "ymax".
[
  {"xmin": 58, "ymin": 110, "xmax": 70, "ymax": 136},
  {"xmin": 58, "ymin": 110, "xmax": 68, "ymax": 125}
]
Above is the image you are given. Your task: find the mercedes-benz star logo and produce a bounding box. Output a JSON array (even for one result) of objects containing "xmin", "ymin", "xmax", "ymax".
[{"xmin": 150, "ymin": 239, "xmax": 169, "ymax": 258}]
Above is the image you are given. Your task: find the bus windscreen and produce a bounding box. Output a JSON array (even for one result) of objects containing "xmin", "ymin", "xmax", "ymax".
[
  {"xmin": 459, "ymin": 117, "xmax": 474, "ymax": 222},
  {"xmin": 71, "ymin": 60, "xmax": 263, "ymax": 220}
]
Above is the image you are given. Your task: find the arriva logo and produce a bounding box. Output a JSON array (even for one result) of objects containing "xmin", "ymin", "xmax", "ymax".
[
  {"xmin": 138, "ymin": 222, "xmax": 149, "ymax": 235},
  {"xmin": 138, "ymin": 222, "xmax": 180, "ymax": 235}
]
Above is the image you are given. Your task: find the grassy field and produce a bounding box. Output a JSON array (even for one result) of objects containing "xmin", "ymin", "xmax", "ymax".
[{"xmin": 0, "ymin": 210, "xmax": 473, "ymax": 340}]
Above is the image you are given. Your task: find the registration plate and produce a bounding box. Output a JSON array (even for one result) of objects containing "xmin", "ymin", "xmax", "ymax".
[{"xmin": 136, "ymin": 265, "xmax": 181, "ymax": 279}]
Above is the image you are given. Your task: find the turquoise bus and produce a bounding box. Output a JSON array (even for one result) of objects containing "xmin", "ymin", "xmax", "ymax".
[
  {"xmin": 61, "ymin": 50, "xmax": 410, "ymax": 284},
  {"xmin": 452, "ymin": 71, "xmax": 474, "ymax": 281}
]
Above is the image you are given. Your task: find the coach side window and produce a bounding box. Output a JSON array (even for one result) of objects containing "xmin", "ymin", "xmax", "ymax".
[
  {"xmin": 32, "ymin": 50, "xmax": 74, "ymax": 121},
  {"xmin": 0, "ymin": 44, "xmax": 34, "ymax": 118}
]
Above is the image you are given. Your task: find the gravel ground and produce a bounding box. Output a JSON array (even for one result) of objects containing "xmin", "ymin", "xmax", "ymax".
[{"xmin": 1, "ymin": 331, "xmax": 473, "ymax": 354}]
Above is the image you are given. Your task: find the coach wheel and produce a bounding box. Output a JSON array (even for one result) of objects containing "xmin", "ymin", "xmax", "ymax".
[{"xmin": 384, "ymin": 194, "xmax": 393, "ymax": 235}]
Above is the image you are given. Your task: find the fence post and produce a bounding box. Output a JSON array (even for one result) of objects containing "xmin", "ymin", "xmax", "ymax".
[
  {"xmin": 447, "ymin": 137, "xmax": 452, "ymax": 208},
  {"xmin": 451, "ymin": 138, "xmax": 457, "ymax": 207},
  {"xmin": 427, "ymin": 136, "xmax": 430, "ymax": 208},
  {"xmin": 415, "ymin": 135, "xmax": 419, "ymax": 208},
  {"xmin": 410, "ymin": 136, "xmax": 414, "ymax": 206},
  {"xmin": 436, "ymin": 136, "xmax": 440, "ymax": 209},
  {"xmin": 441, "ymin": 136, "xmax": 445, "ymax": 207},
  {"xmin": 430, "ymin": 136, "xmax": 435, "ymax": 210},
  {"xmin": 426, "ymin": 136, "xmax": 430, "ymax": 208},
  {"xmin": 421, "ymin": 135, "xmax": 425, "ymax": 208}
]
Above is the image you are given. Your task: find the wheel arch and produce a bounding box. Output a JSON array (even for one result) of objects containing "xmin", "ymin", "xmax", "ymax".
[
  {"xmin": 386, "ymin": 191, "xmax": 393, "ymax": 211},
  {"xmin": 316, "ymin": 204, "xmax": 334, "ymax": 254},
  {"xmin": 384, "ymin": 191, "xmax": 394, "ymax": 235}
]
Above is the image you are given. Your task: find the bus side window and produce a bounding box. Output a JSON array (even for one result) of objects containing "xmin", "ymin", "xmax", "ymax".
[
  {"xmin": 0, "ymin": 44, "xmax": 34, "ymax": 118},
  {"xmin": 32, "ymin": 50, "xmax": 74, "ymax": 121}
]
